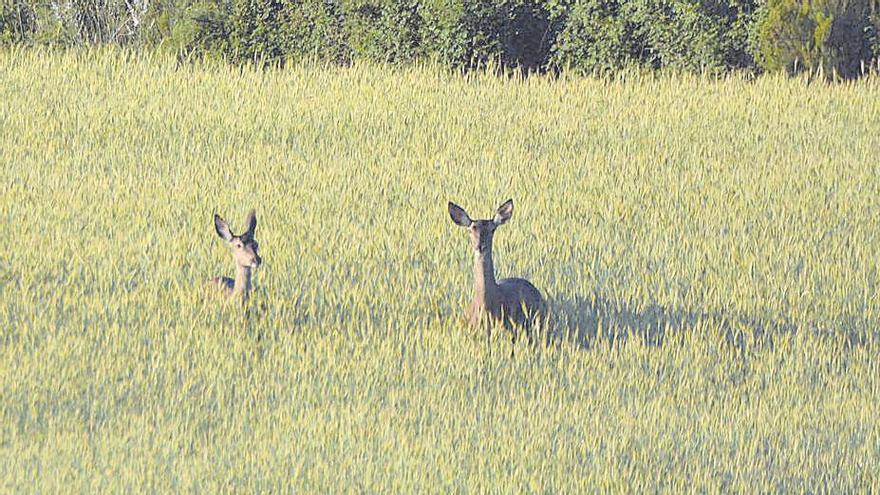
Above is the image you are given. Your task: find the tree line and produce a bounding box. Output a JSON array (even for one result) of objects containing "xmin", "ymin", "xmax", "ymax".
[{"xmin": 2, "ymin": 0, "xmax": 878, "ymax": 78}]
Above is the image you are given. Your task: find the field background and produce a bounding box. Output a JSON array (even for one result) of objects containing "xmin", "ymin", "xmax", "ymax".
[{"xmin": 1, "ymin": 49, "xmax": 879, "ymax": 492}]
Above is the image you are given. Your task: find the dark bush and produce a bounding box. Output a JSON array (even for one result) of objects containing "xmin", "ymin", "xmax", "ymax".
[
  {"xmin": 753, "ymin": 0, "xmax": 877, "ymax": 78},
  {"xmin": 552, "ymin": 0, "xmax": 755, "ymax": 74},
  {"xmin": 550, "ymin": 0, "xmax": 641, "ymax": 73},
  {"xmin": 431, "ymin": 0, "xmax": 561, "ymax": 72},
  {"xmin": 342, "ymin": 0, "xmax": 422, "ymax": 63},
  {"xmin": 0, "ymin": 0, "xmax": 36, "ymax": 44},
  {"xmin": 164, "ymin": 0, "xmax": 350, "ymax": 64},
  {"xmin": 281, "ymin": 0, "xmax": 349, "ymax": 63}
]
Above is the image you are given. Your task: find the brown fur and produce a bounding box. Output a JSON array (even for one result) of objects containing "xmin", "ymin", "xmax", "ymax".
[
  {"xmin": 449, "ymin": 199, "xmax": 546, "ymax": 343},
  {"xmin": 209, "ymin": 210, "xmax": 261, "ymax": 303}
]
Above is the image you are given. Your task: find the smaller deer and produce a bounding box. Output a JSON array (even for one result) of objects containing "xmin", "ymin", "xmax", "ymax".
[
  {"xmin": 448, "ymin": 199, "xmax": 546, "ymax": 345},
  {"xmin": 209, "ymin": 209, "xmax": 262, "ymax": 303}
]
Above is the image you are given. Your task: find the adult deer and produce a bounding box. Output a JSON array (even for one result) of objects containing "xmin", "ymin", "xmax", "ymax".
[
  {"xmin": 209, "ymin": 209, "xmax": 261, "ymax": 303},
  {"xmin": 448, "ymin": 199, "xmax": 545, "ymax": 346}
]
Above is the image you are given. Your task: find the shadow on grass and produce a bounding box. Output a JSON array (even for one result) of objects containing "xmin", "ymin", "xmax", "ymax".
[{"xmin": 543, "ymin": 293, "xmax": 871, "ymax": 351}]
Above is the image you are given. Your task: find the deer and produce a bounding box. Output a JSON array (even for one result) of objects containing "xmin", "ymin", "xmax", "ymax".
[
  {"xmin": 209, "ymin": 209, "xmax": 262, "ymax": 304},
  {"xmin": 448, "ymin": 199, "xmax": 546, "ymax": 347}
]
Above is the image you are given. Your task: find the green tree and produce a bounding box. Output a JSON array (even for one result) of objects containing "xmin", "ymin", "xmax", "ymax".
[
  {"xmin": 754, "ymin": 0, "xmax": 877, "ymax": 77},
  {"xmin": 552, "ymin": 0, "xmax": 755, "ymax": 74}
]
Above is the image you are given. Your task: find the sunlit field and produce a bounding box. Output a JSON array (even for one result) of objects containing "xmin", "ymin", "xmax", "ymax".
[{"xmin": 1, "ymin": 48, "xmax": 879, "ymax": 492}]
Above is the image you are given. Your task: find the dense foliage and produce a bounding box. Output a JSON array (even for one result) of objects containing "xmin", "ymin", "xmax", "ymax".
[
  {"xmin": 753, "ymin": 0, "xmax": 878, "ymax": 77},
  {"xmin": 1, "ymin": 0, "xmax": 878, "ymax": 76}
]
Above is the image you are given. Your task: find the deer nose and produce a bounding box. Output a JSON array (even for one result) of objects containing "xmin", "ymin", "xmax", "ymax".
[{"xmin": 253, "ymin": 255, "xmax": 262, "ymax": 268}]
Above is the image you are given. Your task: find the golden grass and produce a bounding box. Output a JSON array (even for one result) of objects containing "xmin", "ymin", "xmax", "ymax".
[{"xmin": 0, "ymin": 48, "xmax": 878, "ymax": 492}]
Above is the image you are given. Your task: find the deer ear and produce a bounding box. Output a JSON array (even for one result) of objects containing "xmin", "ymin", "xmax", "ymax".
[
  {"xmin": 493, "ymin": 199, "xmax": 513, "ymax": 225},
  {"xmin": 243, "ymin": 209, "xmax": 257, "ymax": 238},
  {"xmin": 214, "ymin": 214, "xmax": 233, "ymax": 241},
  {"xmin": 448, "ymin": 202, "xmax": 472, "ymax": 227}
]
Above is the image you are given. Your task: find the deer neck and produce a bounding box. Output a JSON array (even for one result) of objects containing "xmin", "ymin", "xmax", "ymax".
[
  {"xmin": 233, "ymin": 263, "xmax": 252, "ymax": 300},
  {"xmin": 473, "ymin": 249, "xmax": 499, "ymax": 307}
]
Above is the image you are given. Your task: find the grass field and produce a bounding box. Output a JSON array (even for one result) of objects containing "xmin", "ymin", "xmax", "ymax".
[{"xmin": 1, "ymin": 48, "xmax": 879, "ymax": 492}]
